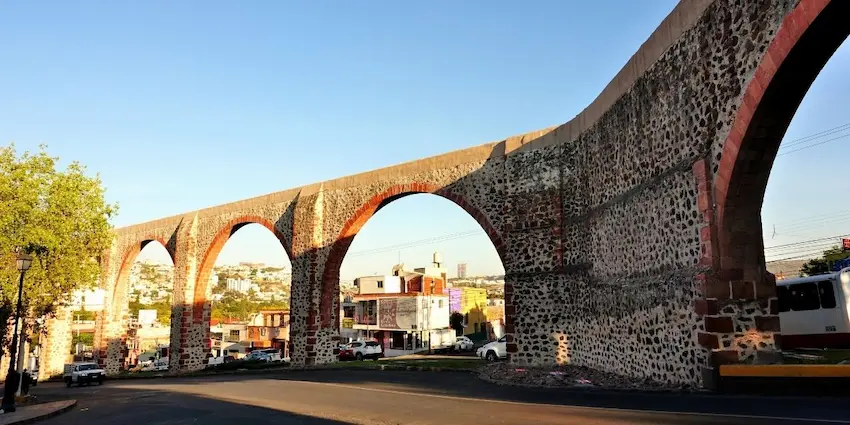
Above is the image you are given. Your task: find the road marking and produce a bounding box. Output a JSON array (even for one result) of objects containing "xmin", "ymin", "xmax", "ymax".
[{"xmin": 282, "ymin": 379, "xmax": 850, "ymax": 424}]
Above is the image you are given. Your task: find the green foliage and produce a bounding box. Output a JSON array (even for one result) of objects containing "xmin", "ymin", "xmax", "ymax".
[
  {"xmin": 70, "ymin": 332, "xmax": 94, "ymax": 353},
  {"xmin": 449, "ymin": 312, "xmax": 464, "ymax": 335},
  {"xmin": 801, "ymin": 258, "xmax": 830, "ymax": 277},
  {"xmin": 73, "ymin": 310, "xmax": 96, "ymax": 321},
  {"xmin": 800, "ymin": 245, "xmax": 850, "ymax": 276},
  {"xmin": 211, "ymin": 290, "xmax": 288, "ymax": 322},
  {"xmin": 0, "ymin": 144, "xmax": 116, "ymax": 352},
  {"xmin": 128, "ymin": 295, "xmax": 172, "ymax": 325},
  {"xmin": 213, "ymin": 272, "xmax": 230, "ymax": 294}
]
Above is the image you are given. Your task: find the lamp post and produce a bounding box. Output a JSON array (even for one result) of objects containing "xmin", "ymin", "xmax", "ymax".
[{"xmin": 1, "ymin": 252, "xmax": 32, "ymax": 413}]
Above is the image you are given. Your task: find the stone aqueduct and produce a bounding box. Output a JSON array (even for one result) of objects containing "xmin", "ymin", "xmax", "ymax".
[{"xmin": 37, "ymin": 0, "xmax": 850, "ymax": 387}]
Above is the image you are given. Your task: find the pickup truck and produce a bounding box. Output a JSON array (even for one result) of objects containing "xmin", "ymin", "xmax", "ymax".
[{"xmin": 64, "ymin": 362, "xmax": 105, "ymax": 387}]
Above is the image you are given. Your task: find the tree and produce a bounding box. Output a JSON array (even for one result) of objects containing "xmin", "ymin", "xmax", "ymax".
[
  {"xmin": 450, "ymin": 312, "xmax": 465, "ymax": 336},
  {"xmin": 800, "ymin": 245, "xmax": 850, "ymax": 276},
  {"xmin": 800, "ymin": 258, "xmax": 830, "ymax": 277},
  {"xmin": 213, "ymin": 272, "xmax": 229, "ymax": 294},
  {"xmin": 70, "ymin": 332, "xmax": 94, "ymax": 354},
  {"xmin": 210, "ymin": 290, "xmax": 289, "ymax": 322},
  {"xmin": 73, "ymin": 310, "xmax": 96, "ymax": 321},
  {"xmin": 0, "ymin": 144, "xmax": 117, "ymax": 353}
]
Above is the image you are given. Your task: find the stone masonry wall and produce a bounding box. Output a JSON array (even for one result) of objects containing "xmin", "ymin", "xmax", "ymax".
[
  {"xmin": 39, "ymin": 307, "xmax": 73, "ymax": 381},
  {"xmin": 502, "ymin": 0, "xmax": 798, "ymax": 386}
]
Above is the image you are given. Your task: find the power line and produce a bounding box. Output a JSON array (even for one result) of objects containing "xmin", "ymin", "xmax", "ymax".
[
  {"xmin": 766, "ymin": 251, "xmax": 828, "ymax": 263},
  {"xmin": 764, "ymin": 233, "xmax": 850, "ymax": 251},
  {"xmin": 345, "ymin": 229, "xmax": 485, "ymax": 258},
  {"xmin": 777, "ymin": 133, "xmax": 850, "ymax": 157},
  {"xmin": 772, "ymin": 209, "xmax": 850, "ymax": 228},
  {"xmin": 775, "ymin": 214, "xmax": 850, "ymax": 234},
  {"xmin": 778, "ymin": 122, "xmax": 850, "ymax": 150}
]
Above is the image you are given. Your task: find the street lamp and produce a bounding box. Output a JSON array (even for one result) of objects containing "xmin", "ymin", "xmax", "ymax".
[{"xmin": 1, "ymin": 252, "xmax": 32, "ymax": 413}]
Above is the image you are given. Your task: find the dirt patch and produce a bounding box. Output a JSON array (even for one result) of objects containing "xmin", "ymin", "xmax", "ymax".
[{"xmin": 478, "ymin": 363, "xmax": 693, "ymax": 392}]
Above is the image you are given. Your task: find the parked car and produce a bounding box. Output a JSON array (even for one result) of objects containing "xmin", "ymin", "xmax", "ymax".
[
  {"xmin": 338, "ymin": 340, "xmax": 382, "ymax": 361},
  {"xmin": 453, "ymin": 336, "xmax": 474, "ymax": 352},
  {"xmin": 246, "ymin": 348, "xmax": 283, "ymax": 363},
  {"xmin": 63, "ymin": 362, "xmax": 105, "ymax": 387},
  {"xmin": 142, "ymin": 358, "xmax": 169, "ymax": 372},
  {"xmin": 476, "ymin": 335, "xmax": 507, "ymax": 362}
]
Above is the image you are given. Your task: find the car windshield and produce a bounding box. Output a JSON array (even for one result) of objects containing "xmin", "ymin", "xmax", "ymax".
[{"xmin": 78, "ymin": 364, "xmax": 98, "ymax": 371}]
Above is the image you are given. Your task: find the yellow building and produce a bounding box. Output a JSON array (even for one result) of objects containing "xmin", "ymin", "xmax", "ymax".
[{"xmin": 457, "ymin": 287, "xmax": 488, "ymax": 336}]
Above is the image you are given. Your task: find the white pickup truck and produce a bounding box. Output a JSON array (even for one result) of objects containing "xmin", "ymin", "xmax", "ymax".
[{"xmin": 64, "ymin": 362, "xmax": 105, "ymax": 387}]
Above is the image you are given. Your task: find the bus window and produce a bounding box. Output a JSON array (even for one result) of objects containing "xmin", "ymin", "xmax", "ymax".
[
  {"xmin": 789, "ymin": 283, "xmax": 820, "ymax": 311},
  {"xmin": 777, "ymin": 286, "xmax": 791, "ymax": 312},
  {"xmin": 818, "ymin": 281, "xmax": 837, "ymax": 309}
]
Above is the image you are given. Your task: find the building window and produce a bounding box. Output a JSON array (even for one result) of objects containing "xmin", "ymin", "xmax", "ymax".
[
  {"xmin": 229, "ymin": 330, "xmax": 240, "ymax": 341},
  {"xmin": 261, "ymin": 328, "xmax": 267, "ymax": 337},
  {"xmin": 438, "ymin": 300, "xmax": 443, "ymax": 308},
  {"xmin": 377, "ymin": 280, "xmax": 384, "ymax": 288}
]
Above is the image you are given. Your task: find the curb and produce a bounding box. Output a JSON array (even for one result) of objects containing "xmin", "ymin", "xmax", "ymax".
[
  {"xmin": 3, "ymin": 400, "xmax": 77, "ymax": 425},
  {"xmin": 47, "ymin": 364, "xmax": 480, "ymax": 383}
]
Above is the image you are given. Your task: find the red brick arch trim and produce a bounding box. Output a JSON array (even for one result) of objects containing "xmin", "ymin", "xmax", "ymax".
[
  {"xmin": 697, "ymin": 0, "xmax": 839, "ymax": 363},
  {"xmin": 193, "ymin": 215, "xmax": 294, "ymax": 322},
  {"xmin": 319, "ymin": 182, "xmax": 506, "ymax": 328},
  {"xmin": 713, "ymin": 0, "xmax": 832, "ymax": 256}
]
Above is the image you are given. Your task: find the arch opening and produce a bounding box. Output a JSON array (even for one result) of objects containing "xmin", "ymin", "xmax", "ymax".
[
  {"xmin": 100, "ymin": 238, "xmax": 175, "ymax": 372},
  {"xmin": 325, "ymin": 185, "xmax": 505, "ymax": 361},
  {"xmin": 716, "ymin": 0, "xmax": 850, "ymax": 283},
  {"xmin": 194, "ymin": 221, "xmax": 293, "ymax": 363}
]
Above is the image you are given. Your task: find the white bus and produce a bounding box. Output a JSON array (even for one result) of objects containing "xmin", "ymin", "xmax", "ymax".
[{"xmin": 776, "ymin": 267, "xmax": 850, "ymax": 349}]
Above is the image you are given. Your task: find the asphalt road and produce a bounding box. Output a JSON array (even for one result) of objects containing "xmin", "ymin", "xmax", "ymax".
[{"xmin": 32, "ymin": 370, "xmax": 850, "ymax": 425}]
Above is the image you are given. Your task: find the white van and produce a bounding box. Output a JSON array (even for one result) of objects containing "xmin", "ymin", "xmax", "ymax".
[{"xmin": 776, "ymin": 267, "xmax": 850, "ymax": 349}]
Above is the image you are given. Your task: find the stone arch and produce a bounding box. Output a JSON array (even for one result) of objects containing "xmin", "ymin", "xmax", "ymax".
[
  {"xmin": 320, "ymin": 182, "xmax": 506, "ymax": 330},
  {"xmin": 112, "ymin": 236, "xmax": 175, "ymax": 321},
  {"xmin": 193, "ymin": 215, "xmax": 293, "ymax": 323},
  {"xmin": 100, "ymin": 236, "xmax": 175, "ymax": 372},
  {"xmin": 713, "ymin": 0, "xmax": 849, "ymax": 282}
]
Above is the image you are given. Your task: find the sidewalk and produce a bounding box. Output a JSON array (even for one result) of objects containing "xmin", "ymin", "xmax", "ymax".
[{"xmin": 0, "ymin": 400, "xmax": 76, "ymax": 425}]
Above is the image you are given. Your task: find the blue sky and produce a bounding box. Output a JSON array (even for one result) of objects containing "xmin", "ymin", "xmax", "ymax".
[{"xmin": 2, "ymin": 1, "xmax": 848, "ymax": 279}]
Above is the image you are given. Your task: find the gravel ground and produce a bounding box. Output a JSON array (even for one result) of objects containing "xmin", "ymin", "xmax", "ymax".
[{"xmin": 478, "ymin": 362, "xmax": 693, "ymax": 392}]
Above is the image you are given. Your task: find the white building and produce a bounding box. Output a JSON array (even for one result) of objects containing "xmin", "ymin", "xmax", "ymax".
[
  {"xmin": 352, "ymin": 257, "xmax": 452, "ymax": 356},
  {"xmin": 138, "ymin": 309, "xmax": 158, "ymax": 326},
  {"xmin": 226, "ymin": 278, "xmax": 259, "ymax": 294},
  {"xmin": 354, "ymin": 275, "xmax": 402, "ymax": 294},
  {"xmin": 352, "ymin": 293, "xmax": 450, "ymax": 354},
  {"xmin": 68, "ymin": 288, "xmax": 106, "ymax": 311}
]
